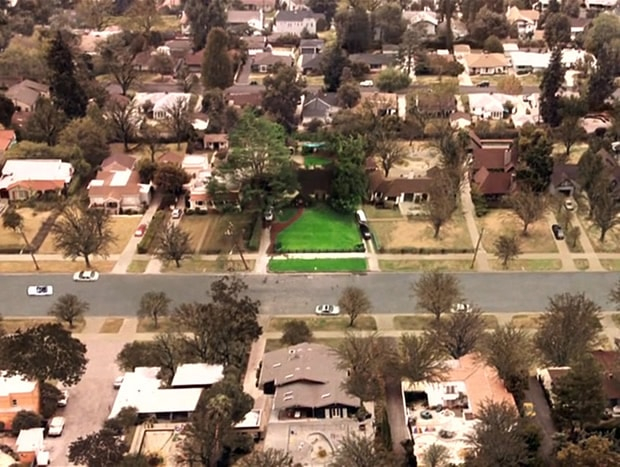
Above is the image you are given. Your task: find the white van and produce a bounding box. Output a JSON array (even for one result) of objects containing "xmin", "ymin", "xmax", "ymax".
[{"xmin": 355, "ymin": 209, "xmax": 368, "ymax": 225}]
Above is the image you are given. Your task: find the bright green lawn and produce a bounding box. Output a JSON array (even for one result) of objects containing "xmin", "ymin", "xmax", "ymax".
[
  {"xmin": 276, "ymin": 206, "xmax": 360, "ymax": 252},
  {"xmin": 304, "ymin": 156, "xmax": 331, "ymax": 168},
  {"xmin": 269, "ymin": 258, "xmax": 367, "ymax": 273}
]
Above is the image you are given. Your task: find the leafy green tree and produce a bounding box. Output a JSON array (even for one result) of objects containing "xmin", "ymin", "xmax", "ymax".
[
  {"xmin": 184, "ymin": 0, "xmax": 226, "ymax": 51},
  {"xmin": 552, "ymin": 356, "xmax": 606, "ymax": 432},
  {"xmin": 59, "ymin": 115, "xmax": 110, "ymax": 169},
  {"xmin": 412, "ymin": 271, "xmax": 462, "ymax": 321},
  {"xmin": 0, "ymin": 94, "xmax": 15, "ymax": 128},
  {"xmin": 338, "ymin": 286, "xmax": 372, "ymax": 327},
  {"xmin": 23, "ymin": 97, "xmax": 67, "ymax": 146},
  {"xmin": 321, "ymin": 44, "xmax": 349, "ymax": 92},
  {"xmin": 148, "ymin": 52, "xmax": 175, "ymax": 79},
  {"xmin": 335, "ymin": 8, "xmax": 371, "ymax": 53},
  {"xmin": 153, "ymin": 163, "xmax": 190, "ymax": 195},
  {"xmin": 2, "ymin": 207, "xmax": 39, "ymax": 270},
  {"xmin": 98, "ymin": 33, "xmax": 143, "ymax": 96},
  {"xmin": 544, "ymin": 13, "xmax": 571, "ymax": 48},
  {"xmin": 481, "ymin": 324, "xmax": 532, "ymax": 405},
  {"xmin": 222, "ymin": 110, "xmax": 296, "ymax": 210},
  {"xmin": 137, "ymin": 291, "xmax": 171, "ymax": 329},
  {"xmin": 397, "ymin": 333, "xmax": 446, "ymax": 383},
  {"xmin": 40, "ymin": 382, "xmax": 62, "ymax": 419},
  {"xmin": 585, "ymin": 13, "xmax": 620, "ymax": 56},
  {"xmin": 237, "ymin": 448, "xmax": 293, "ymax": 467},
  {"xmin": 330, "ymin": 432, "xmax": 394, "ymax": 467},
  {"xmin": 155, "ymin": 224, "xmax": 192, "ymax": 268},
  {"xmin": 375, "ymin": 67, "xmax": 411, "ymax": 92},
  {"xmin": 535, "ymin": 292, "xmax": 602, "ymax": 366},
  {"xmin": 557, "ymin": 435, "xmax": 620, "ymax": 466},
  {"xmin": 202, "ymin": 27, "xmax": 233, "ymax": 90},
  {"xmin": 427, "ymin": 168, "xmax": 457, "ymax": 238},
  {"xmin": 263, "ymin": 63, "xmax": 306, "ymax": 131},
  {"xmin": 46, "ymin": 30, "xmax": 87, "ymax": 119},
  {"xmin": 372, "ymin": 3, "xmax": 406, "ymax": 44},
  {"xmin": 0, "ymin": 323, "xmax": 88, "ymax": 386},
  {"xmin": 68, "ymin": 429, "xmax": 128, "ymax": 467},
  {"xmin": 428, "ymin": 308, "xmax": 486, "ymax": 359},
  {"xmin": 483, "ymin": 35, "xmax": 504, "ymax": 53},
  {"xmin": 337, "ymin": 81, "xmax": 361, "ymax": 109},
  {"xmin": 11, "ymin": 410, "xmax": 43, "ymax": 436},
  {"xmin": 48, "ymin": 294, "xmax": 88, "ymax": 329},
  {"xmin": 281, "ymin": 320, "xmax": 313, "ymax": 346},
  {"xmin": 468, "ymin": 7, "xmax": 509, "ymax": 43},
  {"xmin": 329, "ymin": 135, "xmax": 368, "ymax": 213},
  {"xmin": 116, "ymin": 340, "xmax": 174, "ymax": 372},
  {"xmin": 540, "ymin": 47, "xmax": 564, "ymax": 127},
  {"xmin": 587, "ymin": 45, "xmax": 616, "ymax": 111},
  {"xmin": 516, "ymin": 124, "xmax": 554, "ymax": 192},
  {"xmin": 307, "ymin": 0, "xmax": 338, "ymax": 23}
]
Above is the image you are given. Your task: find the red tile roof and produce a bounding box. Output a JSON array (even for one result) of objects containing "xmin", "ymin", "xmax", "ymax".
[
  {"xmin": 472, "ymin": 167, "xmax": 515, "ymax": 195},
  {"xmin": 0, "ymin": 130, "xmax": 16, "ymax": 151}
]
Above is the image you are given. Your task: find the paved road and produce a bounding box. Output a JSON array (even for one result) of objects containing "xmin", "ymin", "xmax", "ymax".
[{"xmin": 4, "ymin": 272, "xmax": 618, "ymax": 316}]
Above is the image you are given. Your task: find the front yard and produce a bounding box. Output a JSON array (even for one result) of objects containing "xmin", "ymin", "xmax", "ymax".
[
  {"xmin": 267, "ymin": 315, "xmax": 377, "ymax": 332},
  {"xmin": 379, "ymin": 259, "xmax": 472, "ymax": 272},
  {"xmin": 372, "ymin": 211, "xmax": 472, "ymax": 252},
  {"xmin": 0, "ymin": 208, "xmax": 51, "ymax": 251},
  {"xmin": 275, "ymin": 205, "xmax": 361, "ymax": 252},
  {"xmin": 477, "ymin": 209, "xmax": 558, "ymax": 254},
  {"xmin": 268, "ymin": 258, "xmax": 367, "ymax": 273},
  {"xmin": 179, "ymin": 212, "xmax": 258, "ymax": 255},
  {"xmin": 578, "ymin": 215, "xmax": 620, "ymax": 253}
]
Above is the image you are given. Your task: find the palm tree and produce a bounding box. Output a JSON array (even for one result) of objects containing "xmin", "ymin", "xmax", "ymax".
[
  {"xmin": 2, "ymin": 207, "xmax": 39, "ymax": 270},
  {"xmin": 48, "ymin": 294, "xmax": 89, "ymax": 328}
]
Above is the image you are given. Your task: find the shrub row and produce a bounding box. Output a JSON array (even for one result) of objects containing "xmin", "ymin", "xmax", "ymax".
[
  {"xmin": 274, "ymin": 243, "xmax": 366, "ymax": 254},
  {"xmin": 136, "ymin": 211, "xmax": 166, "ymax": 254},
  {"xmin": 379, "ymin": 247, "xmax": 474, "ymax": 254},
  {"xmin": 247, "ymin": 215, "xmax": 262, "ymax": 252},
  {"xmin": 184, "ymin": 209, "xmax": 208, "ymax": 216}
]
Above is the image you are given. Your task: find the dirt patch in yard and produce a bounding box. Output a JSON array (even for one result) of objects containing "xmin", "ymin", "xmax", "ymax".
[
  {"xmin": 372, "ymin": 212, "xmax": 472, "ymax": 252},
  {"xmin": 478, "ymin": 209, "xmax": 557, "ymax": 253},
  {"xmin": 3, "ymin": 317, "xmax": 86, "ymax": 333}
]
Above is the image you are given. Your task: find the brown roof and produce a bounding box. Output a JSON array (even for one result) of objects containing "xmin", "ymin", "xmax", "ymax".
[
  {"xmin": 551, "ymin": 163, "xmax": 579, "ymax": 188},
  {"xmin": 158, "ymin": 152, "xmax": 184, "ymax": 165},
  {"xmin": 6, "ymin": 80, "xmax": 48, "ymax": 107},
  {"xmin": 569, "ymin": 17, "xmax": 590, "ymax": 28},
  {"xmin": 591, "ymin": 350, "xmax": 620, "ymax": 400},
  {"xmin": 0, "ymin": 130, "xmax": 15, "ymax": 152},
  {"xmin": 102, "ymin": 153, "xmax": 135, "ymax": 171},
  {"xmin": 226, "ymin": 92, "xmax": 262, "ymax": 108},
  {"xmin": 185, "ymin": 49, "xmax": 204, "ymax": 67},
  {"xmin": 252, "ymin": 52, "xmax": 293, "ymax": 67},
  {"xmin": 377, "ymin": 177, "xmax": 432, "ymax": 197},
  {"xmin": 472, "ymin": 167, "xmax": 515, "ymax": 195},
  {"xmin": 298, "ymin": 168, "xmax": 332, "ymax": 196},
  {"xmin": 88, "ymin": 167, "xmax": 142, "ymax": 200},
  {"xmin": 259, "ymin": 343, "xmax": 358, "ymax": 411},
  {"xmin": 466, "ymin": 53, "xmax": 509, "ymax": 69},
  {"xmin": 133, "ymin": 50, "xmax": 153, "ymax": 67},
  {"xmin": 203, "ymin": 134, "xmax": 229, "ymax": 144}
]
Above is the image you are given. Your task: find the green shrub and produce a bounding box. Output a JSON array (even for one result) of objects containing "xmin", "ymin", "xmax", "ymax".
[
  {"xmin": 136, "ymin": 211, "xmax": 166, "ymax": 254},
  {"xmin": 247, "ymin": 215, "xmax": 263, "ymax": 252}
]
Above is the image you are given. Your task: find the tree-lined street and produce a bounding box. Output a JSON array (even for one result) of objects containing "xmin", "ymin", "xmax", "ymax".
[{"xmin": 3, "ymin": 272, "xmax": 618, "ymax": 316}]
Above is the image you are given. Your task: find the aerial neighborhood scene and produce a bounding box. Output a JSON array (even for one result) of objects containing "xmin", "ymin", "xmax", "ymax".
[{"xmin": 3, "ymin": 0, "xmax": 620, "ymax": 465}]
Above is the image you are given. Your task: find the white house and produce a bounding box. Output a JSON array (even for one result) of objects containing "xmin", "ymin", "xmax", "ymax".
[
  {"xmin": 468, "ymin": 93, "xmax": 508, "ymax": 120},
  {"xmin": 132, "ymin": 92, "xmax": 192, "ymax": 120},
  {"xmin": 505, "ymin": 6, "xmax": 539, "ymax": 38},
  {"xmin": 463, "ymin": 53, "xmax": 509, "ymax": 75},
  {"xmin": 0, "ymin": 159, "xmax": 73, "ymax": 201},
  {"xmin": 273, "ymin": 10, "xmax": 324, "ymax": 35},
  {"xmin": 227, "ymin": 10, "xmax": 264, "ymax": 30},
  {"xmin": 585, "ymin": 0, "xmax": 617, "ymax": 8}
]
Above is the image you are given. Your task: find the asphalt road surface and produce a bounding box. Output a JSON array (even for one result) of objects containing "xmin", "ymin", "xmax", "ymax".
[{"xmin": 3, "ymin": 272, "xmax": 619, "ymax": 316}]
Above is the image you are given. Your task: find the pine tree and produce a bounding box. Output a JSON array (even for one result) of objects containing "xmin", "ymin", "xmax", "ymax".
[
  {"xmin": 540, "ymin": 47, "xmax": 564, "ymax": 127},
  {"xmin": 46, "ymin": 31, "xmax": 88, "ymax": 119},
  {"xmin": 201, "ymin": 27, "xmax": 233, "ymax": 90},
  {"xmin": 587, "ymin": 45, "xmax": 616, "ymax": 111}
]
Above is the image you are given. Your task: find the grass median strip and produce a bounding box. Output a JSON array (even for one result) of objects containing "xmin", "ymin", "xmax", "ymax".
[
  {"xmin": 267, "ymin": 315, "xmax": 377, "ymax": 332},
  {"xmin": 510, "ymin": 314, "xmax": 541, "ymax": 329},
  {"xmin": 393, "ymin": 314, "xmax": 498, "ymax": 330},
  {"xmin": 379, "ymin": 260, "xmax": 472, "ymax": 272},
  {"xmin": 3, "ymin": 317, "xmax": 86, "ymax": 333},
  {"xmin": 127, "ymin": 260, "xmax": 149, "ymax": 273},
  {"xmin": 268, "ymin": 258, "xmax": 367, "ymax": 273},
  {"xmin": 490, "ymin": 259, "xmax": 562, "ymax": 271},
  {"xmin": 99, "ymin": 318, "xmax": 125, "ymax": 333},
  {"xmin": 264, "ymin": 337, "xmax": 345, "ymax": 353},
  {"xmin": 162, "ymin": 259, "xmax": 254, "ymax": 273}
]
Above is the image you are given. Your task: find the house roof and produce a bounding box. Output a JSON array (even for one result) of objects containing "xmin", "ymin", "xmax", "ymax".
[
  {"xmin": 402, "ymin": 10, "xmax": 439, "ymax": 26},
  {"xmin": 203, "ymin": 133, "xmax": 228, "ymax": 144},
  {"xmin": 243, "ymin": 35, "xmax": 266, "ymax": 50},
  {"xmin": 16, "ymin": 428, "xmax": 44, "ymax": 453},
  {"xmin": 275, "ymin": 10, "xmax": 323, "ymax": 22},
  {"xmin": 228, "ymin": 10, "xmax": 261, "ymax": 24},
  {"xmin": 88, "ymin": 154, "xmax": 145, "ymax": 201},
  {"xmin": 5, "ymin": 80, "xmax": 48, "ymax": 108},
  {"xmin": 453, "ymin": 44, "xmax": 471, "ymax": 55},
  {"xmin": 133, "ymin": 50, "xmax": 153, "ymax": 67},
  {"xmin": 164, "ymin": 38, "xmax": 192, "ymax": 51},
  {"xmin": 349, "ymin": 53, "xmax": 395, "ymax": 67},
  {"xmin": 551, "ymin": 163, "xmax": 579, "ymax": 188},
  {"xmin": 465, "ymin": 53, "xmax": 509, "ymax": 69},
  {"xmin": 300, "ymin": 53, "xmax": 323, "ymax": 70},
  {"xmin": 569, "ymin": 17, "xmax": 590, "ymax": 28},
  {"xmin": 226, "ymin": 92, "xmax": 263, "ymax": 107},
  {"xmin": 238, "ymin": 0, "xmax": 276, "ymax": 7},
  {"xmin": 472, "ymin": 167, "xmax": 515, "ymax": 195},
  {"xmin": 410, "ymin": 91, "xmax": 457, "ymax": 113},
  {"xmin": 102, "ymin": 152, "xmax": 135, "ymax": 171},
  {"xmin": 591, "ymin": 350, "xmax": 620, "ymax": 400},
  {"xmin": 252, "ymin": 52, "xmax": 293, "ymax": 67},
  {"xmin": 0, "ymin": 373, "xmax": 36, "ymax": 396},
  {"xmin": 0, "ymin": 159, "xmax": 73, "ymax": 191},
  {"xmin": 259, "ymin": 343, "xmax": 358, "ymax": 411},
  {"xmin": 185, "ymin": 49, "xmax": 204, "ymax": 67},
  {"xmin": 370, "ymin": 172, "xmax": 433, "ymax": 197},
  {"xmin": 506, "ymin": 6, "xmax": 540, "ymax": 23},
  {"xmin": 303, "ymin": 93, "xmax": 338, "ymax": 119},
  {"xmin": 171, "ymin": 363, "xmax": 224, "ymax": 387},
  {"xmin": 0, "ymin": 129, "xmax": 15, "ymax": 151},
  {"xmin": 300, "ymin": 38, "xmax": 324, "ymax": 48}
]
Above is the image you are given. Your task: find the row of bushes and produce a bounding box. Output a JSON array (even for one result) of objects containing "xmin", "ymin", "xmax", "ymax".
[
  {"xmin": 184, "ymin": 209, "xmax": 208, "ymax": 216},
  {"xmin": 136, "ymin": 211, "xmax": 166, "ymax": 254},
  {"xmin": 247, "ymin": 214, "xmax": 263, "ymax": 252},
  {"xmin": 274, "ymin": 243, "xmax": 366, "ymax": 254},
  {"xmin": 379, "ymin": 247, "xmax": 474, "ymax": 254}
]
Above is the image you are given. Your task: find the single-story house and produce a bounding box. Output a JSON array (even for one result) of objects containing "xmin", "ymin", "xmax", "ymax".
[
  {"xmin": 349, "ymin": 53, "xmax": 396, "ymax": 71},
  {"xmin": 226, "ymin": 91, "xmax": 263, "ymax": 108},
  {"xmin": 550, "ymin": 163, "xmax": 580, "ymax": 197},
  {"xmin": 258, "ymin": 343, "xmax": 360, "ymax": 419},
  {"xmin": 468, "ymin": 93, "xmax": 510, "ymax": 120},
  {"xmin": 242, "ymin": 35, "xmax": 267, "ymax": 56},
  {"xmin": 16, "ymin": 428, "xmax": 46, "ymax": 466},
  {"xmin": 4, "ymin": 79, "xmax": 49, "ymax": 112},
  {"xmin": 203, "ymin": 134, "xmax": 229, "ymax": 151},
  {"xmin": 273, "ymin": 10, "xmax": 324, "ymax": 36},
  {"xmin": 251, "ymin": 52, "xmax": 294, "ymax": 73},
  {"xmin": 298, "ymin": 53, "xmax": 323, "ymax": 75},
  {"xmin": 569, "ymin": 17, "xmax": 590, "ymax": 40},
  {"xmin": 87, "ymin": 153, "xmax": 151, "ymax": 214},
  {"xmin": 299, "ymin": 38, "xmax": 324, "ymax": 55},
  {"xmin": 0, "ymin": 159, "xmax": 73, "ymax": 201},
  {"xmin": 302, "ymin": 92, "xmax": 339, "ymax": 125},
  {"xmin": 505, "ymin": 6, "xmax": 539, "ymax": 38},
  {"xmin": 132, "ymin": 92, "xmax": 192, "ymax": 120},
  {"xmin": 464, "ymin": 53, "xmax": 509, "ymax": 75},
  {"xmin": 369, "ymin": 171, "xmax": 432, "ymax": 205},
  {"xmin": 227, "ymin": 10, "xmax": 264, "ymax": 30},
  {"xmin": 169, "ymin": 363, "xmax": 224, "ymax": 389}
]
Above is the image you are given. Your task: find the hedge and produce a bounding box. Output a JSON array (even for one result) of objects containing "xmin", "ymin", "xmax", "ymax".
[
  {"xmin": 136, "ymin": 211, "xmax": 166, "ymax": 254},
  {"xmin": 274, "ymin": 244, "xmax": 366, "ymax": 254},
  {"xmin": 247, "ymin": 215, "xmax": 262, "ymax": 252}
]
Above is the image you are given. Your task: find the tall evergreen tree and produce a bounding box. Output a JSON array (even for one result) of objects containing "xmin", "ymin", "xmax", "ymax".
[
  {"xmin": 184, "ymin": 0, "xmax": 226, "ymax": 51},
  {"xmin": 321, "ymin": 44, "xmax": 348, "ymax": 92},
  {"xmin": 46, "ymin": 31, "xmax": 88, "ymax": 119},
  {"xmin": 587, "ymin": 45, "xmax": 616, "ymax": 111},
  {"xmin": 540, "ymin": 47, "xmax": 564, "ymax": 127},
  {"xmin": 201, "ymin": 27, "xmax": 233, "ymax": 90}
]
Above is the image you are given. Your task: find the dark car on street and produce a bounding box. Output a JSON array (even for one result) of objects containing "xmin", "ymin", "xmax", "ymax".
[
  {"xmin": 551, "ymin": 224, "xmax": 565, "ymax": 240},
  {"xmin": 359, "ymin": 223, "xmax": 372, "ymax": 240}
]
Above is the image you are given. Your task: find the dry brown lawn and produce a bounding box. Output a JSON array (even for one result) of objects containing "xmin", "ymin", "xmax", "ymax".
[
  {"xmin": 379, "ymin": 260, "xmax": 472, "ymax": 272},
  {"xmin": 489, "ymin": 259, "xmax": 562, "ymax": 271},
  {"xmin": 161, "ymin": 258, "xmax": 254, "ymax": 273},
  {"xmin": 579, "ymin": 215, "xmax": 620, "ymax": 253},
  {"xmin": 180, "ymin": 216, "xmax": 210, "ymax": 252},
  {"xmin": 0, "ymin": 208, "xmax": 51, "ymax": 249},
  {"xmin": 478, "ymin": 209, "xmax": 557, "ymax": 253},
  {"xmin": 3, "ymin": 317, "xmax": 86, "ymax": 333},
  {"xmin": 372, "ymin": 212, "xmax": 471, "ymax": 250},
  {"xmin": 552, "ymin": 142, "xmax": 588, "ymax": 164},
  {"xmin": 0, "ymin": 260, "xmax": 115, "ymax": 273},
  {"xmin": 99, "ymin": 318, "xmax": 125, "ymax": 333}
]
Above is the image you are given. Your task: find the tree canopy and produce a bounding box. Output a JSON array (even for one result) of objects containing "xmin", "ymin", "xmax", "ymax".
[{"xmin": 201, "ymin": 27, "xmax": 233, "ymax": 90}]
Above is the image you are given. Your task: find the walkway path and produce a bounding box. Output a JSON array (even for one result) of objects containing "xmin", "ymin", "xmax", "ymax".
[
  {"xmin": 544, "ymin": 211, "xmax": 576, "ymax": 272},
  {"xmin": 572, "ymin": 214, "xmax": 604, "ymax": 271},
  {"xmin": 460, "ymin": 177, "xmax": 490, "ymax": 271},
  {"xmin": 253, "ymin": 227, "xmax": 271, "ymax": 274}
]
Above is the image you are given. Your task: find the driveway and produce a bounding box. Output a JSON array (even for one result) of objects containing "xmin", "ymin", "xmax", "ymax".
[
  {"xmin": 384, "ymin": 377, "xmax": 410, "ymax": 453},
  {"xmin": 524, "ymin": 376, "xmax": 556, "ymax": 460},
  {"xmin": 45, "ymin": 337, "xmax": 127, "ymax": 465}
]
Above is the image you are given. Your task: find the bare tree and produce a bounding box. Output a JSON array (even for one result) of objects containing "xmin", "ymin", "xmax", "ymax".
[
  {"xmin": 555, "ymin": 116, "xmax": 585, "ymax": 163},
  {"xmin": 610, "ymin": 279, "xmax": 620, "ymax": 308},
  {"xmin": 156, "ymin": 224, "xmax": 192, "ymax": 268},
  {"xmin": 49, "ymin": 294, "xmax": 89, "ymax": 329},
  {"xmin": 137, "ymin": 291, "xmax": 171, "ymax": 329},
  {"xmin": 165, "ymin": 97, "xmax": 192, "ymax": 150},
  {"xmin": 376, "ymin": 138, "xmax": 407, "ymax": 177},
  {"xmin": 423, "ymin": 443, "xmax": 451, "ymax": 467},
  {"xmin": 140, "ymin": 124, "xmax": 164, "ymax": 162},
  {"xmin": 412, "ymin": 271, "xmax": 462, "ymax": 321},
  {"xmin": 494, "ymin": 234, "xmax": 521, "ymax": 268},
  {"xmin": 338, "ymin": 286, "xmax": 372, "ymax": 327},
  {"xmin": 428, "ymin": 308, "xmax": 487, "ymax": 358},
  {"xmin": 98, "ymin": 35, "xmax": 140, "ymax": 96},
  {"xmin": 510, "ymin": 188, "xmax": 547, "ymax": 235},
  {"xmin": 397, "ymin": 333, "xmax": 446, "ymax": 383},
  {"xmin": 2, "ymin": 207, "xmax": 39, "ymax": 270},
  {"xmin": 590, "ymin": 178, "xmax": 620, "ymax": 242},
  {"xmin": 106, "ymin": 100, "xmax": 137, "ymax": 152},
  {"xmin": 427, "ymin": 169, "xmax": 457, "ymax": 238}
]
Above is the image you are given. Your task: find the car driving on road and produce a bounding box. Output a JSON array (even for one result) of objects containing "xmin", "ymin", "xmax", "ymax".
[
  {"xmin": 73, "ymin": 271, "xmax": 99, "ymax": 282},
  {"xmin": 27, "ymin": 285, "xmax": 53, "ymax": 296},
  {"xmin": 315, "ymin": 304, "xmax": 340, "ymax": 316},
  {"xmin": 450, "ymin": 303, "xmax": 472, "ymax": 313}
]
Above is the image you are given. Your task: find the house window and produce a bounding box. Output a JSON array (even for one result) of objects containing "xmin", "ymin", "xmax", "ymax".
[
  {"xmin": 11, "ymin": 399, "xmax": 17, "ymax": 406},
  {"xmin": 445, "ymin": 385, "xmax": 456, "ymax": 394}
]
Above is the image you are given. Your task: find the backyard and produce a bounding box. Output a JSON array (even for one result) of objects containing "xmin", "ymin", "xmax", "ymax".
[
  {"xmin": 275, "ymin": 205, "xmax": 361, "ymax": 252},
  {"xmin": 477, "ymin": 209, "xmax": 557, "ymax": 254},
  {"xmin": 371, "ymin": 211, "xmax": 471, "ymax": 252}
]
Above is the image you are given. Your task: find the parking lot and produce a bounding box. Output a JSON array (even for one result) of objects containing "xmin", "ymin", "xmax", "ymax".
[{"xmin": 45, "ymin": 336, "xmax": 127, "ymax": 465}]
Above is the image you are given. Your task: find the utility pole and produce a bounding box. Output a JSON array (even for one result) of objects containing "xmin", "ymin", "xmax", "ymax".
[
  {"xmin": 226, "ymin": 222, "xmax": 249, "ymax": 271},
  {"xmin": 471, "ymin": 228, "xmax": 484, "ymax": 270}
]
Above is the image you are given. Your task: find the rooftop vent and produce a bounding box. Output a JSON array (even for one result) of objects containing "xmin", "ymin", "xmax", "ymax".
[{"xmin": 321, "ymin": 393, "xmax": 331, "ymax": 399}]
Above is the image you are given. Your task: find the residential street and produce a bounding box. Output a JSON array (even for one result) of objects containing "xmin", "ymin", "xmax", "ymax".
[{"xmin": 3, "ymin": 272, "xmax": 618, "ymax": 316}]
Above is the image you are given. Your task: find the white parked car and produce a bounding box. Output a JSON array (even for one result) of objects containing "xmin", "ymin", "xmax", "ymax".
[
  {"xmin": 113, "ymin": 375, "xmax": 124, "ymax": 389},
  {"xmin": 73, "ymin": 270, "xmax": 99, "ymax": 282},
  {"xmin": 58, "ymin": 389, "xmax": 68, "ymax": 407},
  {"xmin": 315, "ymin": 304, "xmax": 340, "ymax": 316},
  {"xmin": 564, "ymin": 198, "xmax": 576, "ymax": 211},
  {"xmin": 48, "ymin": 417, "xmax": 65, "ymax": 437},
  {"xmin": 27, "ymin": 285, "xmax": 53, "ymax": 297},
  {"xmin": 450, "ymin": 303, "xmax": 472, "ymax": 313},
  {"xmin": 359, "ymin": 80, "xmax": 374, "ymax": 87},
  {"xmin": 171, "ymin": 208, "xmax": 183, "ymax": 220}
]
